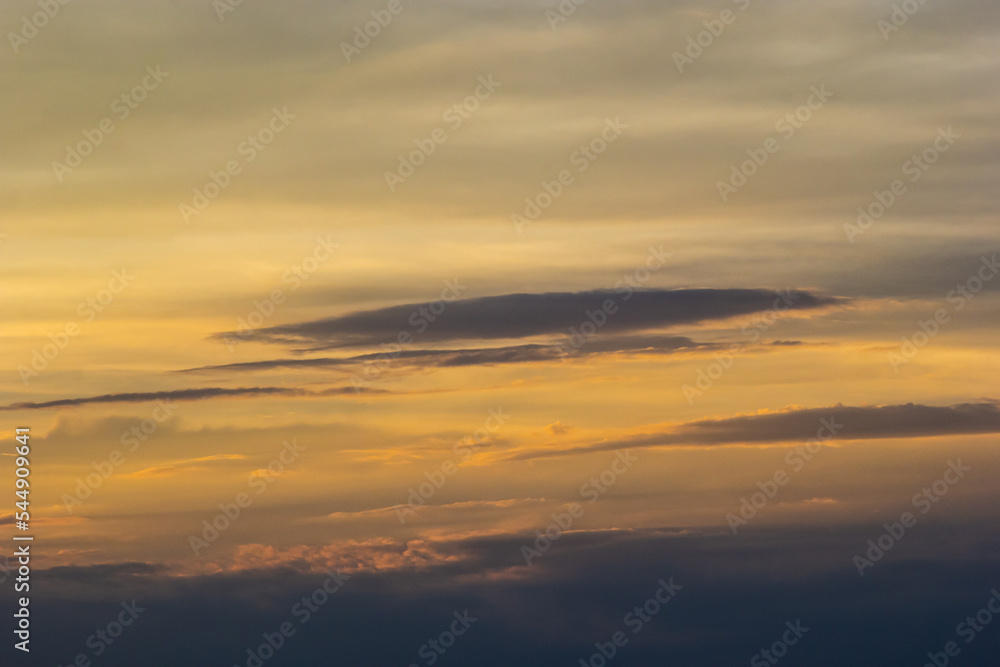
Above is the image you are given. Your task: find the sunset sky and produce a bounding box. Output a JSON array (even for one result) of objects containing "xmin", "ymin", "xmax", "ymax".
[{"xmin": 3, "ymin": 0, "xmax": 999, "ymax": 665}]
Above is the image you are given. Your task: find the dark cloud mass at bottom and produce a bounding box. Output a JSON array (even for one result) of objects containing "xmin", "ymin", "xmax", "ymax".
[{"xmin": 14, "ymin": 525, "xmax": 1000, "ymax": 667}]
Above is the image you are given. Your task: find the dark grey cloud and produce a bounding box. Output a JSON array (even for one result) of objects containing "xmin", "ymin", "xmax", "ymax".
[
  {"xmin": 506, "ymin": 400, "xmax": 1000, "ymax": 460},
  {"xmin": 0, "ymin": 385, "xmax": 384, "ymax": 411},
  {"xmin": 19, "ymin": 521, "xmax": 1000, "ymax": 666},
  {"xmin": 218, "ymin": 289, "xmax": 835, "ymax": 349}
]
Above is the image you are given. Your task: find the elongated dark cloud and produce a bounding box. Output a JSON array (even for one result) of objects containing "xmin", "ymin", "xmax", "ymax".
[
  {"xmin": 182, "ymin": 344, "xmax": 559, "ymax": 374},
  {"xmin": 504, "ymin": 400, "xmax": 1000, "ymax": 460},
  {"xmin": 0, "ymin": 386, "xmax": 383, "ymax": 411},
  {"xmin": 182, "ymin": 336, "xmax": 719, "ymax": 374},
  {"xmin": 217, "ymin": 289, "xmax": 836, "ymax": 349}
]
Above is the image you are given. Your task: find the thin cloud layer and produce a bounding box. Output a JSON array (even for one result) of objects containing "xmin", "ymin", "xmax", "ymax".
[
  {"xmin": 182, "ymin": 336, "xmax": 717, "ymax": 374},
  {"xmin": 0, "ymin": 385, "xmax": 383, "ymax": 411},
  {"xmin": 504, "ymin": 401, "xmax": 1000, "ymax": 460}
]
